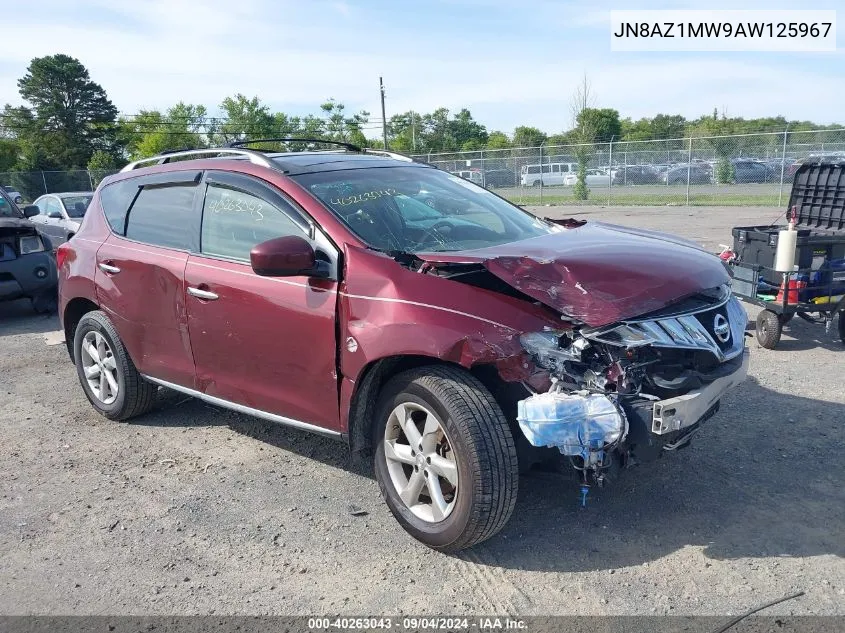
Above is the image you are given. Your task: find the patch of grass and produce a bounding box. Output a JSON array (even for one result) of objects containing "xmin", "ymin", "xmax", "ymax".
[{"xmin": 503, "ymin": 191, "xmax": 781, "ymax": 207}]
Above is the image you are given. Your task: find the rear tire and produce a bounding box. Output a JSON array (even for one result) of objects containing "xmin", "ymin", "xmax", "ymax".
[
  {"xmin": 756, "ymin": 309, "xmax": 782, "ymax": 349},
  {"xmin": 372, "ymin": 365, "xmax": 518, "ymax": 552},
  {"xmin": 73, "ymin": 310, "xmax": 156, "ymax": 421},
  {"xmin": 31, "ymin": 290, "xmax": 57, "ymax": 314},
  {"xmin": 838, "ymin": 312, "xmax": 845, "ymax": 345}
]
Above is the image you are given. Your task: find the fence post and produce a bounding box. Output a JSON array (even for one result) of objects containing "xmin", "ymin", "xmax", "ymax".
[
  {"xmin": 538, "ymin": 142, "xmax": 544, "ymax": 205},
  {"xmin": 40, "ymin": 171, "xmax": 48, "ymax": 195},
  {"xmin": 607, "ymin": 138, "xmax": 613, "ymax": 206},
  {"xmin": 87, "ymin": 171, "xmax": 94, "ymax": 191},
  {"xmin": 778, "ymin": 124, "xmax": 789, "ymax": 207},
  {"xmin": 686, "ymin": 137, "xmax": 693, "ymax": 207}
]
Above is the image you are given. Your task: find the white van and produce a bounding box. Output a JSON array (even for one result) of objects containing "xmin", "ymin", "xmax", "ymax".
[{"xmin": 519, "ymin": 163, "xmax": 576, "ymax": 187}]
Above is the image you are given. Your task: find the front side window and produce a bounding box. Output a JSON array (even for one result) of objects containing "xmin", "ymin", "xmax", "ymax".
[
  {"xmin": 293, "ymin": 166, "xmax": 555, "ymax": 253},
  {"xmin": 125, "ymin": 184, "xmax": 198, "ymax": 250},
  {"xmin": 200, "ymin": 184, "xmax": 306, "ymax": 261}
]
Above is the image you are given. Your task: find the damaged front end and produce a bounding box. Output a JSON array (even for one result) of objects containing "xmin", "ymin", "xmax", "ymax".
[{"xmin": 515, "ymin": 284, "xmax": 749, "ymax": 503}]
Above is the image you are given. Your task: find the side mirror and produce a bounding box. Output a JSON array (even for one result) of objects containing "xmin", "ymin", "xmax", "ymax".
[
  {"xmin": 23, "ymin": 205, "xmax": 40, "ymax": 218},
  {"xmin": 250, "ymin": 235, "xmax": 328, "ymax": 278}
]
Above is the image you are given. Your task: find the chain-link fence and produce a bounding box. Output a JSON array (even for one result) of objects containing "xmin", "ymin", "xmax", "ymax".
[
  {"xmin": 412, "ymin": 128, "xmax": 845, "ymax": 207},
  {"xmin": 0, "ymin": 169, "xmax": 119, "ymax": 203},
  {"xmin": 3, "ymin": 128, "xmax": 844, "ymax": 207}
]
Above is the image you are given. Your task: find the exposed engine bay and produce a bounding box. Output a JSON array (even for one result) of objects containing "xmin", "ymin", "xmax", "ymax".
[{"xmin": 515, "ymin": 285, "xmax": 749, "ymax": 504}]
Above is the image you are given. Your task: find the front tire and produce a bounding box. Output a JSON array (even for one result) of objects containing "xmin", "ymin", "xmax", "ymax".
[
  {"xmin": 373, "ymin": 366, "xmax": 518, "ymax": 552},
  {"xmin": 73, "ymin": 310, "xmax": 156, "ymax": 421}
]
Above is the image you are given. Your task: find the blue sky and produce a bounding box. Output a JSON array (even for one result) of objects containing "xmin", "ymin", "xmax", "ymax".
[{"xmin": 1, "ymin": 0, "xmax": 842, "ymax": 138}]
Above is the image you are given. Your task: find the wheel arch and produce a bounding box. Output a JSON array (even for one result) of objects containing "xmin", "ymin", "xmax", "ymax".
[
  {"xmin": 345, "ymin": 354, "xmax": 526, "ymax": 463},
  {"xmin": 63, "ymin": 297, "xmax": 99, "ymax": 361}
]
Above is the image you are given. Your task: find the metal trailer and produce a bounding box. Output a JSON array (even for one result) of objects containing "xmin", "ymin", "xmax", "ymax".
[
  {"xmin": 729, "ymin": 260, "xmax": 845, "ymax": 349},
  {"xmin": 728, "ymin": 158, "xmax": 845, "ymax": 349}
]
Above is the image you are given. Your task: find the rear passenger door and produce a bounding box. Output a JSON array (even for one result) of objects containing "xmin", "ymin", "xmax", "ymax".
[
  {"xmin": 95, "ymin": 171, "xmax": 202, "ymax": 388},
  {"xmin": 184, "ymin": 171, "xmax": 340, "ymax": 432}
]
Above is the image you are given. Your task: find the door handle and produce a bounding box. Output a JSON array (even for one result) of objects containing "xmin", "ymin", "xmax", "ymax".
[
  {"xmin": 187, "ymin": 287, "xmax": 219, "ymax": 301},
  {"xmin": 98, "ymin": 262, "xmax": 121, "ymax": 274}
]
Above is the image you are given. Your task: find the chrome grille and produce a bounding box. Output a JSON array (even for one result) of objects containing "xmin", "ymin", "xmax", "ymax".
[{"xmin": 586, "ymin": 295, "xmax": 747, "ymax": 362}]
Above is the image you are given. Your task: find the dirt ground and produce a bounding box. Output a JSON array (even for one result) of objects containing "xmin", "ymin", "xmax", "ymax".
[{"xmin": 1, "ymin": 205, "xmax": 843, "ymax": 616}]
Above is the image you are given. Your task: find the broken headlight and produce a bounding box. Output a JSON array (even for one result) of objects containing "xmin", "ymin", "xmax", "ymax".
[
  {"xmin": 582, "ymin": 323, "xmax": 656, "ymax": 348},
  {"xmin": 519, "ymin": 330, "xmax": 589, "ymax": 366},
  {"xmin": 18, "ymin": 235, "xmax": 46, "ymax": 255}
]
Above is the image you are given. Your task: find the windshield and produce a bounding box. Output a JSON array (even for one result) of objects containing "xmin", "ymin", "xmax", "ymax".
[
  {"xmin": 0, "ymin": 191, "xmax": 22, "ymax": 218},
  {"xmin": 62, "ymin": 195, "xmax": 93, "ymax": 218},
  {"xmin": 293, "ymin": 166, "xmax": 555, "ymax": 253}
]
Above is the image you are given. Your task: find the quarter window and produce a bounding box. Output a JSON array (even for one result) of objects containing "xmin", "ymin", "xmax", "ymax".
[
  {"xmin": 125, "ymin": 184, "xmax": 198, "ymax": 250},
  {"xmin": 201, "ymin": 185, "xmax": 306, "ymax": 261}
]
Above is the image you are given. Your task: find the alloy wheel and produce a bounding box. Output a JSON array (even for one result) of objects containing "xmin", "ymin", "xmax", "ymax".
[
  {"xmin": 80, "ymin": 331, "xmax": 119, "ymax": 405},
  {"xmin": 383, "ymin": 402, "xmax": 459, "ymax": 522}
]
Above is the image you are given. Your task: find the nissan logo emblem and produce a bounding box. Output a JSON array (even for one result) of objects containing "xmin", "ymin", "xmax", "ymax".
[{"xmin": 713, "ymin": 313, "xmax": 731, "ymax": 343}]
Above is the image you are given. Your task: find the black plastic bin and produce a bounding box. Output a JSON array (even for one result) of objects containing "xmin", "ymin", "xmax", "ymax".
[{"xmin": 732, "ymin": 159, "xmax": 845, "ymax": 285}]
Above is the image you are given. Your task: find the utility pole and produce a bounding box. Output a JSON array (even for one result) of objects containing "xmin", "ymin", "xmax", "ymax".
[{"xmin": 379, "ymin": 76, "xmax": 388, "ymax": 150}]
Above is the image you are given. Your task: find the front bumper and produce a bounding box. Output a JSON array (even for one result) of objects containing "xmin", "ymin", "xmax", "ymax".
[
  {"xmin": 622, "ymin": 348, "xmax": 749, "ymax": 462},
  {"xmin": 650, "ymin": 348, "xmax": 749, "ymax": 435},
  {"xmin": 0, "ymin": 251, "xmax": 58, "ymax": 301}
]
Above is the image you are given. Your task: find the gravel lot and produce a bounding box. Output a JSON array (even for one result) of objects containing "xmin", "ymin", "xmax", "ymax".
[{"xmin": 1, "ymin": 205, "xmax": 843, "ymax": 616}]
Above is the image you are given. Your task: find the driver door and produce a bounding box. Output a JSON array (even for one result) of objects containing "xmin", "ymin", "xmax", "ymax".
[{"xmin": 185, "ymin": 171, "xmax": 341, "ymax": 432}]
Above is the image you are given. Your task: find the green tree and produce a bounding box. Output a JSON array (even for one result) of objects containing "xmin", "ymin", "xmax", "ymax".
[
  {"xmin": 485, "ymin": 131, "xmax": 510, "ymax": 150},
  {"xmin": 87, "ymin": 149, "xmax": 119, "ymax": 187},
  {"xmin": 121, "ymin": 103, "xmax": 208, "ymax": 159},
  {"xmin": 512, "ymin": 126, "xmax": 547, "ymax": 148},
  {"xmin": 575, "ymin": 108, "xmax": 621, "ymax": 143},
  {"xmin": 216, "ymin": 94, "xmax": 277, "ymax": 143},
  {"xmin": 13, "ymin": 54, "xmax": 118, "ymax": 167},
  {"xmin": 0, "ymin": 138, "xmax": 19, "ymax": 171},
  {"xmin": 449, "ymin": 109, "xmax": 488, "ymax": 150},
  {"xmin": 320, "ymin": 98, "xmax": 369, "ymax": 147}
]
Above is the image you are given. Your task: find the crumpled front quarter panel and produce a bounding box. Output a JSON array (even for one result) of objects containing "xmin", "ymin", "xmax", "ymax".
[{"xmin": 339, "ymin": 245, "xmax": 560, "ymax": 385}]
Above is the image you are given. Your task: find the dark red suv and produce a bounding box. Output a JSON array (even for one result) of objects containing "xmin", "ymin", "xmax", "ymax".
[{"xmin": 58, "ymin": 141, "xmax": 748, "ymax": 551}]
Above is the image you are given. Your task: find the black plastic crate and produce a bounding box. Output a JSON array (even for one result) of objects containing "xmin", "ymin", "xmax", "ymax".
[{"xmin": 732, "ymin": 158, "xmax": 845, "ymax": 284}]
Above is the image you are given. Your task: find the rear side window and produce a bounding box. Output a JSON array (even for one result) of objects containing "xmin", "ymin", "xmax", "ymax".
[
  {"xmin": 125, "ymin": 184, "xmax": 199, "ymax": 250},
  {"xmin": 100, "ymin": 179, "xmax": 140, "ymax": 235}
]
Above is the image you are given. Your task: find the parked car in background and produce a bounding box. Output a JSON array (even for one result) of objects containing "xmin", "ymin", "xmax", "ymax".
[
  {"xmin": 450, "ymin": 169, "xmax": 484, "ymax": 186},
  {"xmin": 482, "ymin": 169, "xmax": 516, "ymax": 189},
  {"xmin": 786, "ymin": 152, "xmax": 845, "ymax": 179},
  {"xmin": 0, "ymin": 187, "xmax": 58, "ymax": 313},
  {"xmin": 663, "ymin": 164, "xmax": 713, "ymax": 185},
  {"xmin": 520, "ymin": 162, "xmax": 576, "ymax": 187},
  {"xmin": 58, "ymin": 143, "xmax": 748, "ymax": 552},
  {"xmin": 562, "ymin": 169, "xmax": 611, "ymax": 187},
  {"xmin": 30, "ymin": 192, "xmax": 94, "ymax": 246},
  {"xmin": 1, "ymin": 185, "xmax": 24, "ymax": 204},
  {"xmin": 612, "ymin": 165, "xmax": 662, "ymax": 185},
  {"xmin": 731, "ymin": 159, "xmax": 777, "ymax": 184}
]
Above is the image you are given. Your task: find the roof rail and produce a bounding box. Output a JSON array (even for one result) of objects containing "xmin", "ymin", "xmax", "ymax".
[
  {"xmin": 362, "ymin": 148, "xmax": 416, "ymax": 163},
  {"xmin": 119, "ymin": 148, "xmax": 274, "ymax": 173},
  {"xmin": 225, "ymin": 138, "xmax": 363, "ymax": 152}
]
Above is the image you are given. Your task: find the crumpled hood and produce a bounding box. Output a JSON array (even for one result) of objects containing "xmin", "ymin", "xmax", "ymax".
[{"xmin": 418, "ymin": 221, "xmax": 729, "ymax": 327}]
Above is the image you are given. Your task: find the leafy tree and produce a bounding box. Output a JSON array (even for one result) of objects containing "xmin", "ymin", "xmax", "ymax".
[
  {"xmin": 87, "ymin": 149, "xmax": 119, "ymax": 187},
  {"xmin": 121, "ymin": 103, "xmax": 208, "ymax": 159},
  {"xmin": 13, "ymin": 54, "xmax": 118, "ymax": 167},
  {"xmin": 216, "ymin": 94, "xmax": 277, "ymax": 143},
  {"xmin": 486, "ymin": 131, "xmax": 510, "ymax": 150},
  {"xmin": 0, "ymin": 138, "xmax": 19, "ymax": 171},
  {"xmin": 512, "ymin": 126, "xmax": 546, "ymax": 148},
  {"xmin": 576, "ymin": 108, "xmax": 621, "ymax": 143},
  {"xmin": 320, "ymin": 98, "xmax": 369, "ymax": 147},
  {"xmin": 449, "ymin": 109, "xmax": 488, "ymax": 150}
]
